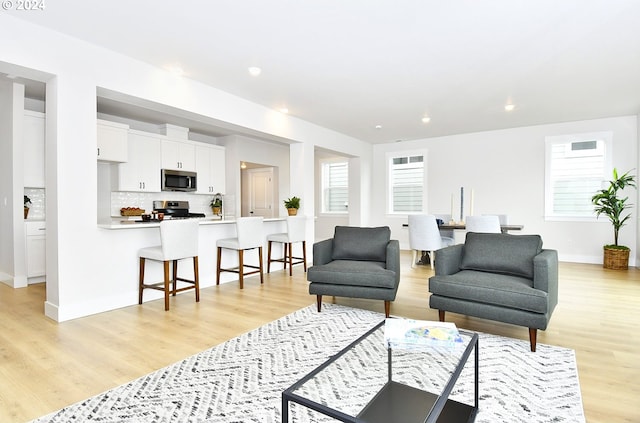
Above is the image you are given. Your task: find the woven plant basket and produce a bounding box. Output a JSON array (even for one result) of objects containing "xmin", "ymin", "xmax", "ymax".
[{"xmin": 603, "ymin": 247, "xmax": 630, "ymax": 270}]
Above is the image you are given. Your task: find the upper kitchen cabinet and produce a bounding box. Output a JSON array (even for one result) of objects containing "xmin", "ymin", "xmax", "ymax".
[
  {"xmin": 115, "ymin": 130, "xmax": 161, "ymax": 192},
  {"xmin": 195, "ymin": 143, "xmax": 226, "ymax": 194},
  {"xmin": 23, "ymin": 111, "xmax": 45, "ymax": 188},
  {"xmin": 161, "ymin": 138, "xmax": 196, "ymax": 171},
  {"xmin": 97, "ymin": 119, "xmax": 129, "ymax": 162}
]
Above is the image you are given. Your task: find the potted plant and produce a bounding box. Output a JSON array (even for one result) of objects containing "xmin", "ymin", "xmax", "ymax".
[
  {"xmin": 283, "ymin": 196, "xmax": 300, "ymax": 216},
  {"xmin": 210, "ymin": 195, "xmax": 223, "ymax": 215},
  {"xmin": 24, "ymin": 195, "xmax": 31, "ymax": 219},
  {"xmin": 591, "ymin": 168, "xmax": 636, "ymax": 269}
]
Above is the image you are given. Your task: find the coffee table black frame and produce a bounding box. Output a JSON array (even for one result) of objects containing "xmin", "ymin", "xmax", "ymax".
[{"xmin": 282, "ymin": 320, "xmax": 479, "ymax": 423}]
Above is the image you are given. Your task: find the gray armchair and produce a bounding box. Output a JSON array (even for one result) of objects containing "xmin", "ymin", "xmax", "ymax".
[
  {"xmin": 307, "ymin": 226, "xmax": 401, "ymax": 317},
  {"xmin": 429, "ymin": 232, "xmax": 558, "ymax": 352}
]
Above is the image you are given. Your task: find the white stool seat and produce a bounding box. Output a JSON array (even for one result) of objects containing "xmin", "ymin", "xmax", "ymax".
[
  {"xmin": 216, "ymin": 217, "xmax": 264, "ymax": 289},
  {"xmin": 267, "ymin": 232, "xmax": 290, "ymax": 243},
  {"xmin": 267, "ymin": 216, "xmax": 307, "ymax": 276},
  {"xmin": 138, "ymin": 219, "xmax": 200, "ymax": 311},
  {"xmin": 216, "ymin": 238, "xmax": 241, "ymax": 249}
]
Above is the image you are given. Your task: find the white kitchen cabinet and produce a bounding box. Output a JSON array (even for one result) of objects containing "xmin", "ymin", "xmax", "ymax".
[
  {"xmin": 116, "ymin": 131, "xmax": 161, "ymax": 192},
  {"xmin": 25, "ymin": 221, "xmax": 46, "ymax": 279},
  {"xmin": 97, "ymin": 119, "xmax": 129, "ymax": 162},
  {"xmin": 161, "ymin": 138, "xmax": 196, "ymax": 171},
  {"xmin": 195, "ymin": 143, "xmax": 226, "ymax": 194},
  {"xmin": 23, "ymin": 111, "xmax": 45, "ymax": 188}
]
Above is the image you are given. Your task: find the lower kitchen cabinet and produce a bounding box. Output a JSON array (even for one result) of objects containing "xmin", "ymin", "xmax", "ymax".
[{"xmin": 25, "ymin": 221, "xmax": 46, "ymax": 280}]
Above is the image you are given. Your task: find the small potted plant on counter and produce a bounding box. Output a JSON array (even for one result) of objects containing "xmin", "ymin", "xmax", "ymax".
[
  {"xmin": 283, "ymin": 196, "xmax": 300, "ymax": 216},
  {"xmin": 210, "ymin": 194, "xmax": 223, "ymax": 216},
  {"xmin": 591, "ymin": 168, "xmax": 636, "ymax": 269},
  {"xmin": 24, "ymin": 195, "xmax": 31, "ymax": 219}
]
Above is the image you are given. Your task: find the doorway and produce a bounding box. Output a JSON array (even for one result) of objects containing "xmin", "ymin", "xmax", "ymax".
[{"xmin": 240, "ymin": 163, "xmax": 278, "ymax": 218}]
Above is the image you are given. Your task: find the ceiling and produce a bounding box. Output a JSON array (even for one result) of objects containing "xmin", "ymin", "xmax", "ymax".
[{"xmin": 7, "ymin": 0, "xmax": 640, "ymax": 144}]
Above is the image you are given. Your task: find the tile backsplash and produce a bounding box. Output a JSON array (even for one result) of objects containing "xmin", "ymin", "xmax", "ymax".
[
  {"xmin": 110, "ymin": 191, "xmax": 217, "ymax": 217},
  {"xmin": 24, "ymin": 188, "xmax": 45, "ymax": 220}
]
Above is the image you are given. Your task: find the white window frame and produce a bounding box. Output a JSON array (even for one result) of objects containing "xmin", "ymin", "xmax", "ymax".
[
  {"xmin": 544, "ymin": 131, "xmax": 612, "ymax": 221},
  {"xmin": 320, "ymin": 159, "xmax": 349, "ymax": 214},
  {"xmin": 386, "ymin": 150, "xmax": 427, "ymax": 215}
]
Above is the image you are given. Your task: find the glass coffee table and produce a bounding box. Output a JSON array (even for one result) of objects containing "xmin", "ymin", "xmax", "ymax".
[{"xmin": 282, "ymin": 320, "xmax": 479, "ymax": 423}]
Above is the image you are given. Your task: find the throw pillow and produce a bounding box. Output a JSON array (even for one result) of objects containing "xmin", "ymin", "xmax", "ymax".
[
  {"xmin": 460, "ymin": 232, "xmax": 542, "ymax": 279},
  {"xmin": 332, "ymin": 226, "xmax": 391, "ymax": 262}
]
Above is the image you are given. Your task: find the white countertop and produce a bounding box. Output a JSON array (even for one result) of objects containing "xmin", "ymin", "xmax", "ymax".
[{"xmin": 97, "ymin": 217, "xmax": 285, "ymax": 229}]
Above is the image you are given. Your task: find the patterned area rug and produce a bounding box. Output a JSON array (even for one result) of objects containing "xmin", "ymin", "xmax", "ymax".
[{"xmin": 31, "ymin": 304, "xmax": 584, "ymax": 423}]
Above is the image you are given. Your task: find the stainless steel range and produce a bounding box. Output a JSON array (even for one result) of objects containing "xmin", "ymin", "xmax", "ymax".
[{"xmin": 152, "ymin": 200, "xmax": 205, "ymax": 219}]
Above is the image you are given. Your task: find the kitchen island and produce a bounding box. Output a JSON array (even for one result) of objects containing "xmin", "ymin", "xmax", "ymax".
[{"xmin": 90, "ymin": 217, "xmax": 293, "ymax": 315}]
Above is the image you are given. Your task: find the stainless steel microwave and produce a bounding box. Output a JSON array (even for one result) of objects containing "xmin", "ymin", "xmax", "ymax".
[{"xmin": 161, "ymin": 169, "xmax": 197, "ymax": 192}]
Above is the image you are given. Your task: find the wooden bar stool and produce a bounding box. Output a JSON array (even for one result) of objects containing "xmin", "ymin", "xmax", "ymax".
[
  {"xmin": 216, "ymin": 216, "xmax": 264, "ymax": 289},
  {"xmin": 267, "ymin": 215, "xmax": 307, "ymax": 276},
  {"xmin": 138, "ymin": 219, "xmax": 200, "ymax": 311}
]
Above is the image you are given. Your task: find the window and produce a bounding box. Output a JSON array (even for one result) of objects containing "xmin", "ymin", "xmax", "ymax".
[
  {"xmin": 321, "ymin": 161, "xmax": 348, "ymax": 213},
  {"xmin": 545, "ymin": 132, "xmax": 612, "ymax": 220},
  {"xmin": 388, "ymin": 153, "xmax": 424, "ymax": 213}
]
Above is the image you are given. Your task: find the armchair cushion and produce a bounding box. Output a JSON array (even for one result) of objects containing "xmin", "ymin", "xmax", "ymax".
[
  {"xmin": 307, "ymin": 260, "xmax": 397, "ymax": 289},
  {"xmin": 459, "ymin": 232, "xmax": 542, "ymax": 279},
  {"xmin": 429, "ymin": 270, "xmax": 548, "ymax": 313},
  {"xmin": 331, "ymin": 226, "xmax": 391, "ymax": 262}
]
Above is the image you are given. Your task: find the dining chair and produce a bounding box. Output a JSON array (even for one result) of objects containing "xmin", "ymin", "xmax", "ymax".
[
  {"xmin": 433, "ymin": 213, "xmax": 454, "ymax": 239},
  {"xmin": 408, "ymin": 214, "xmax": 454, "ymax": 269},
  {"xmin": 483, "ymin": 214, "xmax": 509, "ymax": 225},
  {"xmin": 267, "ymin": 215, "xmax": 307, "ymax": 276},
  {"xmin": 465, "ymin": 215, "xmax": 501, "ymax": 233},
  {"xmin": 216, "ymin": 216, "xmax": 264, "ymax": 289},
  {"xmin": 138, "ymin": 219, "xmax": 200, "ymax": 311}
]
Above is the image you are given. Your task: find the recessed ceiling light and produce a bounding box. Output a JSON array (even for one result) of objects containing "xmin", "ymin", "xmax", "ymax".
[
  {"xmin": 375, "ymin": 125, "xmax": 382, "ymax": 130},
  {"xmin": 505, "ymin": 104, "xmax": 515, "ymax": 112},
  {"xmin": 166, "ymin": 64, "xmax": 185, "ymax": 76},
  {"xmin": 421, "ymin": 116, "xmax": 431, "ymax": 124},
  {"xmin": 279, "ymin": 107, "xmax": 289, "ymax": 114},
  {"xmin": 248, "ymin": 67, "xmax": 262, "ymax": 76}
]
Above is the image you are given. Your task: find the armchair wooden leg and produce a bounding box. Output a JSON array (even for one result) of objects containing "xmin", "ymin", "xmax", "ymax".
[
  {"xmin": 438, "ymin": 310, "xmax": 445, "ymax": 322},
  {"xmin": 316, "ymin": 295, "xmax": 322, "ymax": 312},
  {"xmin": 529, "ymin": 328, "xmax": 537, "ymax": 352},
  {"xmin": 384, "ymin": 301, "xmax": 390, "ymax": 318}
]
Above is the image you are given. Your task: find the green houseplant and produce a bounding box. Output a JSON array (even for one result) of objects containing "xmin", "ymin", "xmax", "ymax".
[
  {"xmin": 591, "ymin": 168, "xmax": 636, "ymax": 269},
  {"xmin": 24, "ymin": 195, "xmax": 31, "ymax": 219},
  {"xmin": 210, "ymin": 196, "xmax": 223, "ymax": 215},
  {"xmin": 283, "ymin": 196, "xmax": 300, "ymax": 216}
]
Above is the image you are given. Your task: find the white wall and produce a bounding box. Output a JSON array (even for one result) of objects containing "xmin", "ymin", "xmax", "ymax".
[
  {"xmin": 0, "ymin": 81, "xmax": 28, "ymax": 287},
  {"xmin": 372, "ymin": 116, "xmax": 638, "ymax": 265},
  {"xmin": 0, "ymin": 14, "xmax": 372, "ymax": 321}
]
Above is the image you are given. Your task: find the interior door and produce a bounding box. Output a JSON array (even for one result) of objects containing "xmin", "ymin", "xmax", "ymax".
[{"xmin": 248, "ymin": 168, "xmax": 274, "ymax": 218}]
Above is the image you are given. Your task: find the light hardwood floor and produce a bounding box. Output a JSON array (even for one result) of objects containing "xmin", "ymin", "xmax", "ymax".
[{"xmin": 1, "ymin": 253, "xmax": 639, "ymax": 423}]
